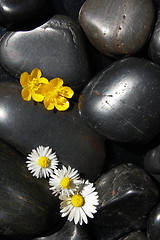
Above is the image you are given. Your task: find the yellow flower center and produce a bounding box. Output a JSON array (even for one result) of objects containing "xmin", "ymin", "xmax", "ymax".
[
  {"xmin": 71, "ymin": 194, "xmax": 84, "ymax": 207},
  {"xmin": 60, "ymin": 177, "xmax": 71, "ymax": 189},
  {"xmin": 38, "ymin": 156, "xmax": 50, "ymax": 168}
]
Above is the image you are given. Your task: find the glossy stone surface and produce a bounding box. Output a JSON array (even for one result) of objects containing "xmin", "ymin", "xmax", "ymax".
[
  {"xmin": 0, "ymin": 139, "xmax": 61, "ymax": 235},
  {"xmin": 147, "ymin": 203, "xmax": 160, "ymax": 240},
  {"xmin": 148, "ymin": 10, "xmax": 160, "ymax": 66},
  {"xmin": 119, "ymin": 231, "xmax": 147, "ymax": 240},
  {"xmin": 79, "ymin": 57, "xmax": 160, "ymax": 144},
  {"xmin": 34, "ymin": 221, "xmax": 90, "ymax": 240},
  {"xmin": 0, "ymin": 0, "xmax": 53, "ymax": 30},
  {"xmin": 94, "ymin": 164, "xmax": 159, "ymax": 229},
  {"xmin": 0, "ymin": 81, "xmax": 105, "ymax": 181},
  {"xmin": 0, "ymin": 15, "xmax": 90, "ymax": 91},
  {"xmin": 144, "ymin": 143, "xmax": 160, "ymax": 174},
  {"xmin": 79, "ymin": 0, "xmax": 155, "ymax": 57}
]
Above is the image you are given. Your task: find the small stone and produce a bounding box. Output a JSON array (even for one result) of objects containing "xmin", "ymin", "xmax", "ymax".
[
  {"xmin": 79, "ymin": 57, "xmax": 160, "ymax": 144},
  {"xmin": 79, "ymin": 0, "xmax": 155, "ymax": 57},
  {"xmin": 0, "ymin": 81, "xmax": 105, "ymax": 181},
  {"xmin": 0, "ymin": 0, "xmax": 54, "ymax": 30},
  {"xmin": 147, "ymin": 203, "xmax": 160, "ymax": 240},
  {"xmin": 94, "ymin": 164, "xmax": 159, "ymax": 230},
  {"xmin": 33, "ymin": 221, "xmax": 90, "ymax": 240},
  {"xmin": 0, "ymin": 139, "xmax": 61, "ymax": 235},
  {"xmin": 0, "ymin": 15, "xmax": 90, "ymax": 91}
]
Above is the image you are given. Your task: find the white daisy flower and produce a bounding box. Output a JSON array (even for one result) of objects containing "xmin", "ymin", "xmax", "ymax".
[
  {"xmin": 49, "ymin": 165, "xmax": 82, "ymax": 196},
  {"xmin": 59, "ymin": 180, "xmax": 99, "ymax": 225},
  {"xmin": 26, "ymin": 146, "xmax": 58, "ymax": 178}
]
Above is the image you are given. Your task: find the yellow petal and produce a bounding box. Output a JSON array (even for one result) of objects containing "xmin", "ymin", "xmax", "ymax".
[
  {"xmin": 60, "ymin": 86, "xmax": 74, "ymax": 98},
  {"xmin": 50, "ymin": 78, "xmax": 64, "ymax": 87},
  {"xmin": 39, "ymin": 77, "xmax": 49, "ymax": 84},
  {"xmin": 20, "ymin": 72, "xmax": 29, "ymax": 87},
  {"xmin": 32, "ymin": 91, "xmax": 44, "ymax": 102},
  {"xmin": 21, "ymin": 88, "xmax": 31, "ymax": 101},
  {"xmin": 39, "ymin": 84, "xmax": 51, "ymax": 96},
  {"xmin": 55, "ymin": 96, "xmax": 69, "ymax": 111},
  {"xmin": 44, "ymin": 97, "xmax": 55, "ymax": 110},
  {"xmin": 30, "ymin": 68, "xmax": 42, "ymax": 79}
]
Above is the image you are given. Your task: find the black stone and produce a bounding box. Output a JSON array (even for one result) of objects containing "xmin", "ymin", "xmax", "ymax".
[
  {"xmin": 0, "ymin": 139, "xmax": 61, "ymax": 236},
  {"xmin": 119, "ymin": 231, "xmax": 147, "ymax": 240},
  {"xmin": 79, "ymin": 0, "xmax": 155, "ymax": 57},
  {"xmin": 0, "ymin": 15, "xmax": 90, "ymax": 91},
  {"xmin": 148, "ymin": 10, "xmax": 160, "ymax": 66},
  {"xmin": 0, "ymin": 81, "xmax": 105, "ymax": 181},
  {"xmin": 94, "ymin": 164, "xmax": 159, "ymax": 230},
  {"xmin": 147, "ymin": 203, "xmax": 160, "ymax": 240},
  {"xmin": 78, "ymin": 57, "xmax": 160, "ymax": 144},
  {"xmin": 0, "ymin": 0, "xmax": 54, "ymax": 30},
  {"xmin": 144, "ymin": 144, "xmax": 160, "ymax": 174},
  {"xmin": 33, "ymin": 221, "xmax": 90, "ymax": 240}
]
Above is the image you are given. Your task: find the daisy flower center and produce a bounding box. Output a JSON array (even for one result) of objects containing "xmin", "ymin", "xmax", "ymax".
[
  {"xmin": 71, "ymin": 194, "xmax": 84, "ymax": 207},
  {"xmin": 38, "ymin": 156, "xmax": 50, "ymax": 168},
  {"xmin": 60, "ymin": 177, "xmax": 71, "ymax": 189}
]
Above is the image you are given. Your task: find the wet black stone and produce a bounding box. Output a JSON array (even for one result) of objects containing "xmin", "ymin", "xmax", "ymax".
[
  {"xmin": 79, "ymin": 0, "xmax": 155, "ymax": 57},
  {"xmin": 0, "ymin": 81, "xmax": 105, "ymax": 181},
  {"xmin": 144, "ymin": 144, "xmax": 160, "ymax": 174},
  {"xmin": 147, "ymin": 203, "xmax": 160, "ymax": 240},
  {"xmin": 0, "ymin": 0, "xmax": 54, "ymax": 30},
  {"xmin": 0, "ymin": 139, "xmax": 61, "ymax": 236},
  {"xmin": 119, "ymin": 231, "xmax": 147, "ymax": 240},
  {"xmin": 78, "ymin": 57, "xmax": 160, "ymax": 144},
  {"xmin": 88, "ymin": 224, "xmax": 130, "ymax": 240},
  {"xmin": 33, "ymin": 221, "xmax": 90, "ymax": 240},
  {"xmin": 94, "ymin": 164, "xmax": 159, "ymax": 230},
  {"xmin": 0, "ymin": 15, "xmax": 90, "ymax": 91},
  {"xmin": 148, "ymin": 10, "xmax": 160, "ymax": 66}
]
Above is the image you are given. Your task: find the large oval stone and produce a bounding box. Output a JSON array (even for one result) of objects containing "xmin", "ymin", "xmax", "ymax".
[
  {"xmin": 79, "ymin": 0, "xmax": 155, "ymax": 57},
  {"xmin": 34, "ymin": 221, "xmax": 90, "ymax": 240},
  {"xmin": 0, "ymin": 0, "xmax": 53, "ymax": 30},
  {"xmin": 94, "ymin": 164, "xmax": 159, "ymax": 229},
  {"xmin": 0, "ymin": 139, "xmax": 61, "ymax": 236},
  {"xmin": 79, "ymin": 57, "xmax": 160, "ymax": 144},
  {"xmin": 0, "ymin": 81, "xmax": 105, "ymax": 181},
  {"xmin": 0, "ymin": 15, "xmax": 90, "ymax": 91}
]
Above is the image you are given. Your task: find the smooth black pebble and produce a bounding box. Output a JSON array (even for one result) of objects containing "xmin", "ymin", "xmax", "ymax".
[
  {"xmin": 79, "ymin": 57, "xmax": 160, "ymax": 144},
  {"xmin": 0, "ymin": 15, "xmax": 90, "ymax": 91},
  {"xmin": 0, "ymin": 81, "xmax": 105, "ymax": 181},
  {"xmin": 0, "ymin": 139, "xmax": 61, "ymax": 236},
  {"xmin": 0, "ymin": 0, "xmax": 54, "ymax": 30},
  {"xmin": 33, "ymin": 221, "xmax": 90, "ymax": 240},
  {"xmin": 94, "ymin": 164, "xmax": 159, "ymax": 230},
  {"xmin": 147, "ymin": 203, "xmax": 160, "ymax": 240},
  {"xmin": 79, "ymin": 0, "xmax": 155, "ymax": 57}
]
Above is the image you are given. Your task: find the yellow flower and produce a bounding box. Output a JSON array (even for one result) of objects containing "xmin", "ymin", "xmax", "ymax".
[
  {"xmin": 41, "ymin": 78, "xmax": 74, "ymax": 111},
  {"xmin": 20, "ymin": 68, "xmax": 49, "ymax": 102}
]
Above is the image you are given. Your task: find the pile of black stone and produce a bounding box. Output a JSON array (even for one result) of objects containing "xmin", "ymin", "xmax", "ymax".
[{"xmin": 1, "ymin": 0, "xmax": 160, "ymax": 239}]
